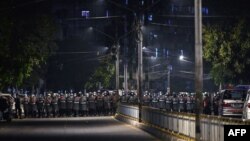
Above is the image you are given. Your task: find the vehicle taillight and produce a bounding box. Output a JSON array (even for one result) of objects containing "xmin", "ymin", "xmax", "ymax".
[
  {"xmin": 223, "ymin": 102, "xmax": 231, "ymax": 107},
  {"xmin": 248, "ymin": 103, "xmax": 250, "ymax": 108}
]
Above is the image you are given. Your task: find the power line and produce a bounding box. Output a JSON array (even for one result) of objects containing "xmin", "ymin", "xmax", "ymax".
[
  {"xmin": 157, "ymin": 14, "xmax": 250, "ymax": 18},
  {"xmin": 53, "ymin": 51, "xmax": 98, "ymax": 55},
  {"xmin": 150, "ymin": 22, "xmax": 193, "ymax": 28},
  {"xmin": 66, "ymin": 16, "xmax": 123, "ymax": 21}
]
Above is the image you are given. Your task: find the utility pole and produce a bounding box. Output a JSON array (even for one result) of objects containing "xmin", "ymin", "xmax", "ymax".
[
  {"xmin": 167, "ymin": 65, "xmax": 171, "ymax": 94},
  {"xmin": 116, "ymin": 42, "xmax": 120, "ymax": 91},
  {"xmin": 136, "ymin": 17, "xmax": 143, "ymax": 123},
  {"xmin": 124, "ymin": 16, "xmax": 128, "ymax": 95},
  {"xmin": 195, "ymin": 0, "xmax": 203, "ymax": 141}
]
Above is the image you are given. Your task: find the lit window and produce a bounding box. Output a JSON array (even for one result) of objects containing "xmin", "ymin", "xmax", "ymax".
[
  {"xmin": 206, "ymin": 8, "xmax": 209, "ymax": 15},
  {"xmin": 148, "ymin": 14, "xmax": 153, "ymax": 21},
  {"xmin": 202, "ymin": 7, "xmax": 209, "ymax": 15},
  {"xmin": 81, "ymin": 10, "xmax": 90, "ymax": 17}
]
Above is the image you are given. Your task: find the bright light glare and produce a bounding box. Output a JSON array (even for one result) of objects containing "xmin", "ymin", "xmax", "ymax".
[{"xmin": 179, "ymin": 55, "xmax": 184, "ymax": 61}]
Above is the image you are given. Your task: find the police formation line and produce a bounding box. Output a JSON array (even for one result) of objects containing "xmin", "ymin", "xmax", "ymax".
[
  {"xmin": 120, "ymin": 91, "xmax": 212, "ymax": 114},
  {"xmin": 14, "ymin": 91, "xmax": 119, "ymax": 119}
]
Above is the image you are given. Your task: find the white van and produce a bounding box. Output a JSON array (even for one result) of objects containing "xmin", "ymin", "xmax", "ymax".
[
  {"xmin": 218, "ymin": 89, "xmax": 246, "ymax": 117},
  {"xmin": 242, "ymin": 90, "xmax": 250, "ymax": 119}
]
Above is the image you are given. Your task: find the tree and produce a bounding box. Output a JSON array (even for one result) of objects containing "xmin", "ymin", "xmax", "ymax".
[
  {"xmin": 0, "ymin": 3, "xmax": 57, "ymax": 90},
  {"xmin": 84, "ymin": 56, "xmax": 115, "ymax": 90},
  {"xmin": 203, "ymin": 19, "xmax": 250, "ymax": 85}
]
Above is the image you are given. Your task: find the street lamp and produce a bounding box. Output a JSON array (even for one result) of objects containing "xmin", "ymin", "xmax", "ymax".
[
  {"xmin": 166, "ymin": 50, "xmax": 185, "ymax": 94},
  {"xmin": 143, "ymin": 47, "xmax": 185, "ymax": 94},
  {"xmin": 167, "ymin": 65, "xmax": 172, "ymax": 94},
  {"xmin": 179, "ymin": 50, "xmax": 184, "ymax": 61}
]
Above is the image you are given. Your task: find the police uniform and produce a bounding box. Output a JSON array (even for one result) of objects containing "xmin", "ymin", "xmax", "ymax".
[
  {"xmin": 143, "ymin": 94, "xmax": 151, "ymax": 106},
  {"xmin": 172, "ymin": 96, "xmax": 179, "ymax": 112},
  {"xmin": 73, "ymin": 95, "xmax": 80, "ymax": 117},
  {"xmin": 165, "ymin": 95, "xmax": 173, "ymax": 111},
  {"xmin": 66, "ymin": 94, "xmax": 73, "ymax": 116},
  {"xmin": 178, "ymin": 95, "xmax": 185, "ymax": 112},
  {"xmin": 158, "ymin": 94, "xmax": 166, "ymax": 109},
  {"xmin": 96, "ymin": 93, "xmax": 104, "ymax": 115},
  {"xmin": 79, "ymin": 94, "xmax": 88, "ymax": 116},
  {"xmin": 51, "ymin": 94, "xmax": 59, "ymax": 117},
  {"xmin": 111, "ymin": 93, "xmax": 119, "ymax": 114},
  {"xmin": 58, "ymin": 94, "xmax": 66, "ymax": 117},
  {"xmin": 23, "ymin": 95, "xmax": 30, "ymax": 118},
  {"xmin": 15, "ymin": 95, "xmax": 22, "ymax": 118},
  {"xmin": 151, "ymin": 94, "xmax": 158, "ymax": 108},
  {"xmin": 37, "ymin": 95, "xmax": 45, "ymax": 118},
  {"xmin": 121, "ymin": 94, "xmax": 128, "ymax": 103},
  {"xmin": 45, "ymin": 94, "xmax": 52, "ymax": 117},
  {"xmin": 128, "ymin": 93, "xmax": 136, "ymax": 104},
  {"xmin": 203, "ymin": 94, "xmax": 211, "ymax": 114},
  {"xmin": 88, "ymin": 93, "xmax": 97, "ymax": 115},
  {"xmin": 103, "ymin": 93, "xmax": 111, "ymax": 115},
  {"xmin": 186, "ymin": 95, "xmax": 192, "ymax": 113}
]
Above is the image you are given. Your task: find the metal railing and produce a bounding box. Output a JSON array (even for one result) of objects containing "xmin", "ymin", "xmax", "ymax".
[{"xmin": 117, "ymin": 103, "xmax": 250, "ymax": 141}]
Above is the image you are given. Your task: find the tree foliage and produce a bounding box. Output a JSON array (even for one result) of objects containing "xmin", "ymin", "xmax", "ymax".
[
  {"xmin": 0, "ymin": 6, "xmax": 57, "ymax": 90},
  {"xmin": 203, "ymin": 19, "xmax": 250, "ymax": 85},
  {"xmin": 84, "ymin": 56, "xmax": 115, "ymax": 90}
]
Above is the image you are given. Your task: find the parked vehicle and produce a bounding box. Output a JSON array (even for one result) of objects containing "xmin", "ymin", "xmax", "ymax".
[
  {"xmin": 0, "ymin": 93, "xmax": 14, "ymax": 122},
  {"xmin": 218, "ymin": 89, "xmax": 246, "ymax": 117},
  {"xmin": 243, "ymin": 90, "xmax": 250, "ymax": 120}
]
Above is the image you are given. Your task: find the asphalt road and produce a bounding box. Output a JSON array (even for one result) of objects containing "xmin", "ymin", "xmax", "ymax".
[{"xmin": 0, "ymin": 116, "xmax": 159, "ymax": 141}]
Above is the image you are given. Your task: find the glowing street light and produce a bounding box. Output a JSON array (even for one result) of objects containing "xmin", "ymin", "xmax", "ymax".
[{"xmin": 179, "ymin": 50, "xmax": 184, "ymax": 61}]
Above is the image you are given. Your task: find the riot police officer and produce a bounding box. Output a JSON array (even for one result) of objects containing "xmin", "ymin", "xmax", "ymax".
[
  {"xmin": 23, "ymin": 94, "xmax": 30, "ymax": 118},
  {"xmin": 165, "ymin": 93, "xmax": 173, "ymax": 111},
  {"xmin": 178, "ymin": 93, "xmax": 186, "ymax": 112},
  {"xmin": 58, "ymin": 93, "xmax": 66, "ymax": 117},
  {"xmin": 121, "ymin": 92, "xmax": 128, "ymax": 103},
  {"xmin": 151, "ymin": 93, "xmax": 158, "ymax": 108},
  {"xmin": 79, "ymin": 92, "xmax": 88, "ymax": 116},
  {"xmin": 51, "ymin": 93, "xmax": 59, "ymax": 117},
  {"xmin": 73, "ymin": 93, "xmax": 80, "ymax": 117},
  {"xmin": 37, "ymin": 94, "xmax": 45, "ymax": 118},
  {"xmin": 45, "ymin": 93, "xmax": 52, "ymax": 118},
  {"xmin": 88, "ymin": 92, "xmax": 97, "ymax": 116},
  {"xmin": 110, "ymin": 91, "xmax": 119, "ymax": 115},
  {"xmin": 186, "ymin": 93, "xmax": 192, "ymax": 113},
  {"xmin": 203, "ymin": 94, "xmax": 211, "ymax": 115},
  {"xmin": 143, "ymin": 91, "xmax": 151, "ymax": 106},
  {"xmin": 172, "ymin": 93, "xmax": 179, "ymax": 112},
  {"xmin": 128, "ymin": 92, "xmax": 136, "ymax": 104},
  {"xmin": 158, "ymin": 91, "xmax": 166, "ymax": 110},
  {"xmin": 103, "ymin": 91, "xmax": 111, "ymax": 115},
  {"xmin": 213, "ymin": 93, "xmax": 219, "ymax": 115},
  {"xmin": 66, "ymin": 93, "xmax": 74, "ymax": 116},
  {"xmin": 14, "ymin": 94, "xmax": 22, "ymax": 119},
  {"xmin": 96, "ymin": 91, "xmax": 104, "ymax": 116},
  {"xmin": 29, "ymin": 94, "xmax": 37, "ymax": 118}
]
